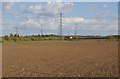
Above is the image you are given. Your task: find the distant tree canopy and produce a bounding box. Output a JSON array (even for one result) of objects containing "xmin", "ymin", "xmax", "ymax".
[
  {"xmin": 10, "ymin": 34, "xmax": 14, "ymax": 38},
  {"xmin": 105, "ymin": 36, "xmax": 118, "ymax": 40},
  {"xmin": 2, "ymin": 33, "xmax": 119, "ymax": 43}
]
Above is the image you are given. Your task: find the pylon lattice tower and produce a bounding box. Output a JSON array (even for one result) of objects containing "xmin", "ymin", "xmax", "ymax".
[{"xmin": 59, "ymin": 13, "xmax": 63, "ymax": 39}]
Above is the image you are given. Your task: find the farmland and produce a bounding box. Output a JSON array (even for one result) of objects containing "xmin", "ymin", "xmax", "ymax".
[
  {"xmin": 2, "ymin": 40, "xmax": 118, "ymax": 77},
  {"xmin": 0, "ymin": 43, "xmax": 2, "ymax": 78}
]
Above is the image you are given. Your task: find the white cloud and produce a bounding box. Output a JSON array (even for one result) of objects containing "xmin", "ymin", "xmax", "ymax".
[
  {"xmin": 21, "ymin": 16, "xmax": 59, "ymax": 31},
  {"xmin": 63, "ymin": 17, "xmax": 85, "ymax": 24},
  {"xmin": 2, "ymin": 2, "xmax": 73, "ymax": 16},
  {"xmin": 25, "ymin": 19, "xmax": 38, "ymax": 27},
  {"xmin": 102, "ymin": 4, "xmax": 110, "ymax": 9},
  {"xmin": 21, "ymin": 16, "xmax": 117, "ymax": 33},
  {"xmin": 23, "ymin": 2, "xmax": 73, "ymax": 16},
  {"xmin": 2, "ymin": 2, "xmax": 14, "ymax": 11},
  {"xmin": 3, "ymin": 15, "xmax": 117, "ymax": 35},
  {"xmin": 21, "ymin": 18, "xmax": 39, "ymax": 28},
  {"xmin": 82, "ymin": 24, "xmax": 117, "ymax": 31},
  {"xmin": 46, "ymin": 18, "xmax": 59, "ymax": 30},
  {"xmin": 62, "ymin": 17, "xmax": 117, "ymax": 33},
  {"xmin": 26, "ymin": 4, "xmax": 42, "ymax": 14},
  {"xmin": 96, "ymin": 10, "xmax": 110, "ymax": 19},
  {"xmin": 84, "ymin": 19, "xmax": 98, "ymax": 24},
  {"xmin": 87, "ymin": 4, "xmax": 111, "ymax": 10},
  {"xmin": 2, "ymin": 2, "xmax": 117, "ymax": 35},
  {"xmin": 57, "ymin": 15, "xmax": 116, "ymax": 33},
  {"xmin": 21, "ymin": 17, "xmax": 89, "ymax": 31}
]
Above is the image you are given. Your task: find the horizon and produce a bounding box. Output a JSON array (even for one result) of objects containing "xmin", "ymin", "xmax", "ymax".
[{"xmin": 1, "ymin": 33, "xmax": 119, "ymax": 37}]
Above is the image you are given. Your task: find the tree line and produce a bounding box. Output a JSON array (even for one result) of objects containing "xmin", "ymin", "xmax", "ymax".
[{"xmin": 1, "ymin": 33, "xmax": 119, "ymax": 43}]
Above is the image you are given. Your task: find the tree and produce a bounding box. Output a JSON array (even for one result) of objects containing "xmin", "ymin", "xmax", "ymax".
[
  {"xmin": 10, "ymin": 34, "xmax": 14, "ymax": 38},
  {"xmin": 4, "ymin": 35, "xmax": 9, "ymax": 40},
  {"xmin": 105, "ymin": 36, "xmax": 116, "ymax": 41}
]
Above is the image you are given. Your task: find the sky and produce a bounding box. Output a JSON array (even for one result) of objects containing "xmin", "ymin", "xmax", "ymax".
[{"xmin": 1, "ymin": 1, "xmax": 118, "ymax": 36}]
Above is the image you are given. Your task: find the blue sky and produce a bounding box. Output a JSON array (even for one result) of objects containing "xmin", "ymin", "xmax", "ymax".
[{"xmin": 1, "ymin": 2, "xmax": 118, "ymax": 36}]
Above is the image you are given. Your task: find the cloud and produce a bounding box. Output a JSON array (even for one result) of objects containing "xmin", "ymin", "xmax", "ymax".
[
  {"xmin": 2, "ymin": 1, "xmax": 74, "ymax": 28},
  {"xmin": 81, "ymin": 24, "xmax": 117, "ymax": 32},
  {"xmin": 2, "ymin": 2, "xmax": 117, "ymax": 35},
  {"xmin": 63, "ymin": 17, "xmax": 85, "ymax": 24},
  {"xmin": 21, "ymin": 17, "xmax": 39, "ymax": 28},
  {"xmin": 2, "ymin": 2, "xmax": 14, "ymax": 11},
  {"xmin": 62, "ymin": 17, "xmax": 117, "ymax": 33},
  {"xmin": 23, "ymin": 2, "xmax": 73, "ymax": 16},
  {"xmin": 24, "ymin": 4, "xmax": 42, "ymax": 14},
  {"xmin": 2, "ymin": 1, "xmax": 74, "ymax": 17},
  {"xmin": 63, "ymin": 17, "xmax": 98, "ymax": 25},
  {"xmin": 21, "ymin": 17, "xmax": 89, "ymax": 32},
  {"xmin": 21, "ymin": 16, "xmax": 59, "ymax": 31},
  {"xmin": 2, "ymin": 2, "xmax": 20, "ymax": 16},
  {"xmin": 20, "ymin": 16, "xmax": 117, "ymax": 33},
  {"xmin": 96, "ymin": 10, "xmax": 110, "ymax": 19},
  {"xmin": 3, "ymin": 15, "xmax": 117, "ymax": 35},
  {"xmin": 84, "ymin": 18, "xmax": 98, "ymax": 24},
  {"xmin": 102, "ymin": 4, "xmax": 110, "ymax": 9},
  {"xmin": 87, "ymin": 4, "xmax": 111, "ymax": 10}
]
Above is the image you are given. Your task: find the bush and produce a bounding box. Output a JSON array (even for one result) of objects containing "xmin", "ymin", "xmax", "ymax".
[
  {"xmin": 105, "ymin": 36, "xmax": 117, "ymax": 41},
  {"xmin": 2, "ymin": 36, "xmax": 64, "ymax": 43}
]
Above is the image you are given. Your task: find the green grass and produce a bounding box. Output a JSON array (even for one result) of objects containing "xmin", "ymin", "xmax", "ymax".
[
  {"xmin": 1, "ymin": 36, "xmax": 118, "ymax": 43},
  {"xmin": 2, "ymin": 37, "xmax": 64, "ymax": 43}
]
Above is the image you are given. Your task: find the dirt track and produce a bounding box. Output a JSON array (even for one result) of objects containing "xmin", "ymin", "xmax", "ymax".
[{"xmin": 2, "ymin": 40, "xmax": 118, "ymax": 77}]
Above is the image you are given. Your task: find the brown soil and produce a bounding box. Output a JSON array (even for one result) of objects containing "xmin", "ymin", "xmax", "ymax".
[
  {"xmin": 0, "ymin": 44, "xmax": 2, "ymax": 77},
  {"xmin": 2, "ymin": 40, "xmax": 118, "ymax": 77}
]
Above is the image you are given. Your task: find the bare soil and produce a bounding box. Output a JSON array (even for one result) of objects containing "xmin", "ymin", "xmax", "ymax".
[
  {"xmin": 2, "ymin": 40, "xmax": 118, "ymax": 77},
  {"xmin": 0, "ymin": 44, "xmax": 2, "ymax": 78}
]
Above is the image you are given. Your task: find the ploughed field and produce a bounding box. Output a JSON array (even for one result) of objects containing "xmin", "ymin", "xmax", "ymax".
[
  {"xmin": 0, "ymin": 44, "xmax": 2, "ymax": 78},
  {"xmin": 2, "ymin": 40, "xmax": 118, "ymax": 77}
]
